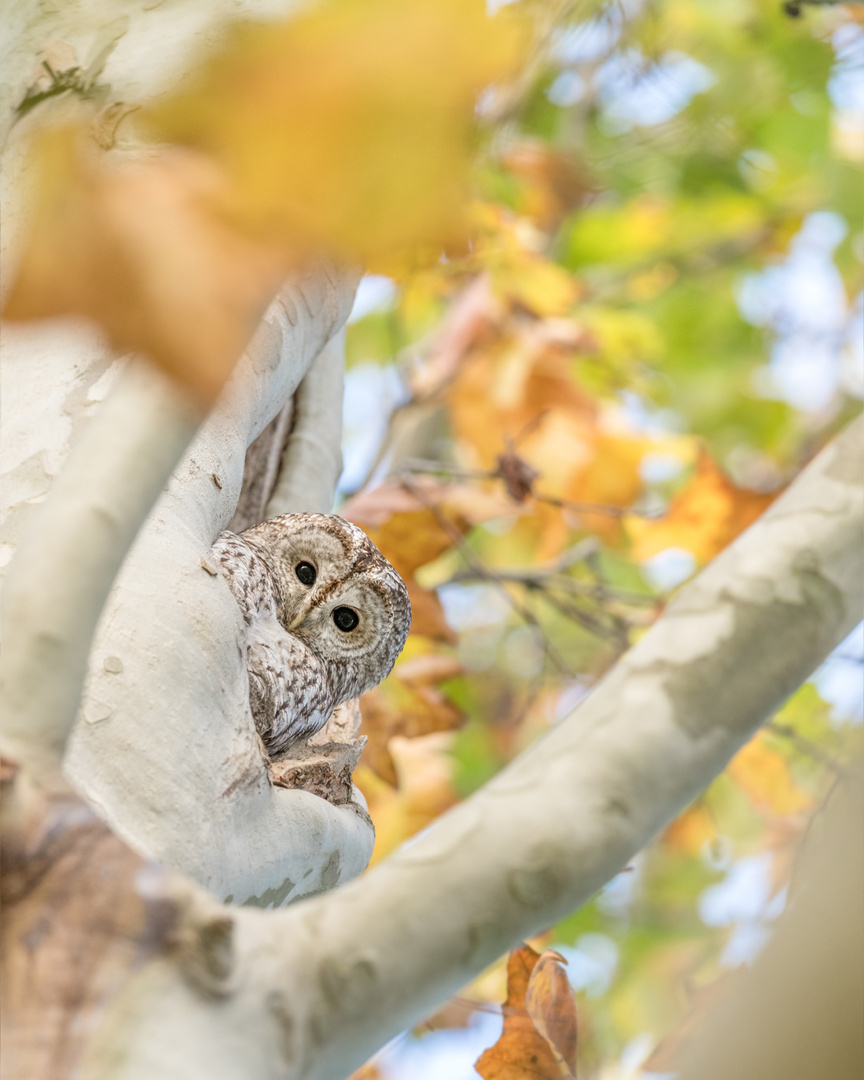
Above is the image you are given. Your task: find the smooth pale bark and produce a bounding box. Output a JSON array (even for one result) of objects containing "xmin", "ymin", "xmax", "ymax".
[
  {"xmin": 1, "ymin": 1, "xmax": 372, "ymax": 904},
  {"xmin": 266, "ymin": 329, "xmax": 347, "ymax": 517},
  {"xmin": 1, "ymin": 270, "xmax": 371, "ymax": 907},
  {"xmin": 677, "ymin": 755, "xmax": 863, "ymax": 1080},
  {"xmin": 82, "ymin": 416, "xmax": 863, "ymax": 1080},
  {"xmin": 0, "ymin": 360, "xmax": 201, "ymax": 785}
]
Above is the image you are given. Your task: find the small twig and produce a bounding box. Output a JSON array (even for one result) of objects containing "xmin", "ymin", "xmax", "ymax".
[
  {"xmin": 399, "ymin": 478, "xmax": 578, "ymax": 677},
  {"xmin": 539, "ymin": 587, "xmax": 632, "ymax": 650},
  {"xmin": 443, "ymin": 567, "xmax": 656, "ymax": 606},
  {"xmin": 533, "ymin": 489, "xmax": 660, "ymax": 519},
  {"xmin": 398, "ymin": 458, "xmax": 658, "ymax": 519},
  {"xmin": 766, "ymin": 721, "xmax": 852, "ymax": 777}
]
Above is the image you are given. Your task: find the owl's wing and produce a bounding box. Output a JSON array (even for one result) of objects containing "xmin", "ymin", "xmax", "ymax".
[
  {"xmin": 245, "ymin": 616, "xmax": 335, "ymax": 755},
  {"xmin": 212, "ymin": 530, "xmax": 280, "ymax": 625}
]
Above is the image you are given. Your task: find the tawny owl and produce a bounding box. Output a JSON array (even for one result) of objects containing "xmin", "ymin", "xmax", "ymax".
[{"xmin": 212, "ymin": 513, "xmax": 411, "ymax": 755}]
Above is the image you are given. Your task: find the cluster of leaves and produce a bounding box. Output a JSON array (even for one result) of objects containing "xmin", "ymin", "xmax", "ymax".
[
  {"xmin": 335, "ymin": 0, "xmax": 863, "ymax": 1075},
  {"xmin": 5, "ymin": 0, "xmax": 861, "ymax": 1076},
  {"xmin": 3, "ymin": 0, "xmax": 523, "ymax": 401}
]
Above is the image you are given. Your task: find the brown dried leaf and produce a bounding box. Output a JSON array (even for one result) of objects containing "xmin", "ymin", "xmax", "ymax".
[
  {"xmin": 476, "ymin": 943, "xmax": 575, "ymax": 1080},
  {"xmin": 359, "ymin": 655, "xmax": 465, "ymax": 785},
  {"xmin": 525, "ymin": 951, "xmax": 578, "ymax": 1077}
]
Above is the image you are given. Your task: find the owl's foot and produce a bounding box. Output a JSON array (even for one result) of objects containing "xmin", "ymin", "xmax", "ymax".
[{"xmin": 268, "ymin": 735, "xmax": 367, "ymax": 810}]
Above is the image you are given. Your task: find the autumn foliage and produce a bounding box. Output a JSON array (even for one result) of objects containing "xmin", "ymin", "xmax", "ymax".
[{"xmin": 4, "ymin": 0, "xmax": 862, "ymax": 1076}]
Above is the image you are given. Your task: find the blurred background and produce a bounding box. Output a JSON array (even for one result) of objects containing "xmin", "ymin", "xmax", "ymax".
[{"xmin": 333, "ymin": 1, "xmax": 864, "ymax": 1076}]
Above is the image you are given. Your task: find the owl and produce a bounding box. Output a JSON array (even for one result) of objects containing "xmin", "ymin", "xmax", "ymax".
[{"xmin": 212, "ymin": 513, "xmax": 411, "ymax": 756}]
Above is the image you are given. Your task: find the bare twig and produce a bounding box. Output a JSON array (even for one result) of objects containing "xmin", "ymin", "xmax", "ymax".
[
  {"xmin": 398, "ymin": 458, "xmax": 659, "ymax": 518},
  {"xmin": 398, "ymin": 477, "xmax": 578, "ymax": 677},
  {"xmin": 766, "ymin": 721, "xmax": 852, "ymax": 777}
]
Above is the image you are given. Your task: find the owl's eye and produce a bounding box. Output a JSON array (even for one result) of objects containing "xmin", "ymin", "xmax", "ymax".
[
  {"xmin": 295, "ymin": 562, "xmax": 316, "ymax": 586},
  {"xmin": 332, "ymin": 606, "xmax": 359, "ymax": 633}
]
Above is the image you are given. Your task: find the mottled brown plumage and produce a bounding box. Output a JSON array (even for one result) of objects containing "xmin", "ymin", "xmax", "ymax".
[{"xmin": 212, "ymin": 513, "xmax": 411, "ymax": 755}]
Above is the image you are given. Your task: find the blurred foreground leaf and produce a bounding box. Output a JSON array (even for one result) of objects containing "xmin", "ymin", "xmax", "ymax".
[
  {"xmin": 144, "ymin": 0, "xmax": 524, "ymax": 264},
  {"xmin": 3, "ymin": 0, "xmax": 524, "ymax": 400}
]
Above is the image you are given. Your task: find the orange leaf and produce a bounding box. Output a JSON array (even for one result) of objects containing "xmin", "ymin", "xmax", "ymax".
[
  {"xmin": 356, "ymin": 733, "xmax": 457, "ymax": 863},
  {"xmin": 663, "ymin": 802, "xmax": 716, "ymax": 855},
  {"xmin": 476, "ymin": 944, "xmax": 576, "ymax": 1080},
  {"xmin": 3, "ymin": 130, "xmax": 286, "ymax": 404},
  {"xmin": 345, "ymin": 1066, "xmax": 384, "ymax": 1080},
  {"xmin": 341, "ymin": 480, "xmax": 470, "ymax": 577},
  {"xmin": 727, "ymin": 732, "xmax": 813, "ymax": 815},
  {"xmin": 628, "ymin": 450, "xmax": 778, "ymax": 564},
  {"xmin": 343, "ymin": 479, "xmax": 512, "ymax": 642},
  {"xmin": 359, "ymin": 657, "xmax": 465, "ymax": 786}
]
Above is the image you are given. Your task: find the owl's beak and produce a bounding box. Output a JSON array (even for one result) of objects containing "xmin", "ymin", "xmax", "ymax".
[{"xmin": 287, "ymin": 598, "xmax": 314, "ymax": 631}]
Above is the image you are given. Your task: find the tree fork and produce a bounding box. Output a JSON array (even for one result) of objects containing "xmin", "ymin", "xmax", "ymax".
[{"xmin": 5, "ymin": 415, "xmax": 856, "ymax": 1080}]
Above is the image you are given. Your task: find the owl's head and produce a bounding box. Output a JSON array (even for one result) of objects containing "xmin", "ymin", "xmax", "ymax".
[{"xmin": 242, "ymin": 513, "xmax": 411, "ymax": 699}]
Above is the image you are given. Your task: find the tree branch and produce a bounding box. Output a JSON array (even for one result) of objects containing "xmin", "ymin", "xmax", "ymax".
[
  {"xmin": 266, "ymin": 328, "xmax": 347, "ymax": 516},
  {"xmin": 2, "ymin": 264, "xmax": 367, "ymax": 906},
  {"xmin": 86, "ymin": 415, "xmax": 864, "ymax": 1080},
  {"xmin": 0, "ymin": 361, "xmax": 201, "ymax": 786},
  {"xmin": 677, "ymin": 755, "xmax": 863, "ymax": 1080},
  {"xmin": 60, "ymin": 269, "xmax": 371, "ymax": 904}
]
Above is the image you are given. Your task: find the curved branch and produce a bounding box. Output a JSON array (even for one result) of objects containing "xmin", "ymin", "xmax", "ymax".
[
  {"xmin": 60, "ymin": 268, "xmax": 372, "ymax": 904},
  {"xmin": 0, "ymin": 362, "xmax": 201, "ymax": 786},
  {"xmin": 266, "ymin": 328, "xmax": 347, "ymax": 516},
  {"xmin": 3, "ymin": 266, "xmax": 367, "ymax": 906},
  {"xmin": 88, "ymin": 415, "xmax": 864, "ymax": 1080}
]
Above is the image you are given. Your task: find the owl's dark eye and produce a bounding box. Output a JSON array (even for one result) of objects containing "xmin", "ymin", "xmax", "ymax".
[
  {"xmin": 332, "ymin": 606, "xmax": 359, "ymax": 633},
  {"xmin": 295, "ymin": 562, "xmax": 316, "ymax": 586}
]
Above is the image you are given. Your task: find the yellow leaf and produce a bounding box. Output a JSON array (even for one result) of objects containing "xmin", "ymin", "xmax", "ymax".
[
  {"xmin": 628, "ymin": 450, "xmax": 778, "ymax": 564},
  {"xmin": 144, "ymin": 0, "xmax": 524, "ymax": 262},
  {"xmin": 3, "ymin": 130, "xmax": 286, "ymax": 404},
  {"xmin": 5, "ymin": 1, "xmax": 524, "ymax": 399}
]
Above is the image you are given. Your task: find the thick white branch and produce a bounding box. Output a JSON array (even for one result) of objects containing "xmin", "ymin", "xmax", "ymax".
[
  {"xmin": 87, "ymin": 415, "xmax": 864, "ymax": 1080},
  {"xmin": 60, "ymin": 270, "xmax": 372, "ymax": 904},
  {"xmin": 2, "ymin": 0, "xmax": 372, "ymax": 917},
  {"xmin": 2, "ymin": 272, "xmax": 366, "ymax": 914},
  {"xmin": 0, "ymin": 362, "xmax": 200, "ymax": 785},
  {"xmin": 266, "ymin": 329, "xmax": 346, "ymax": 516}
]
